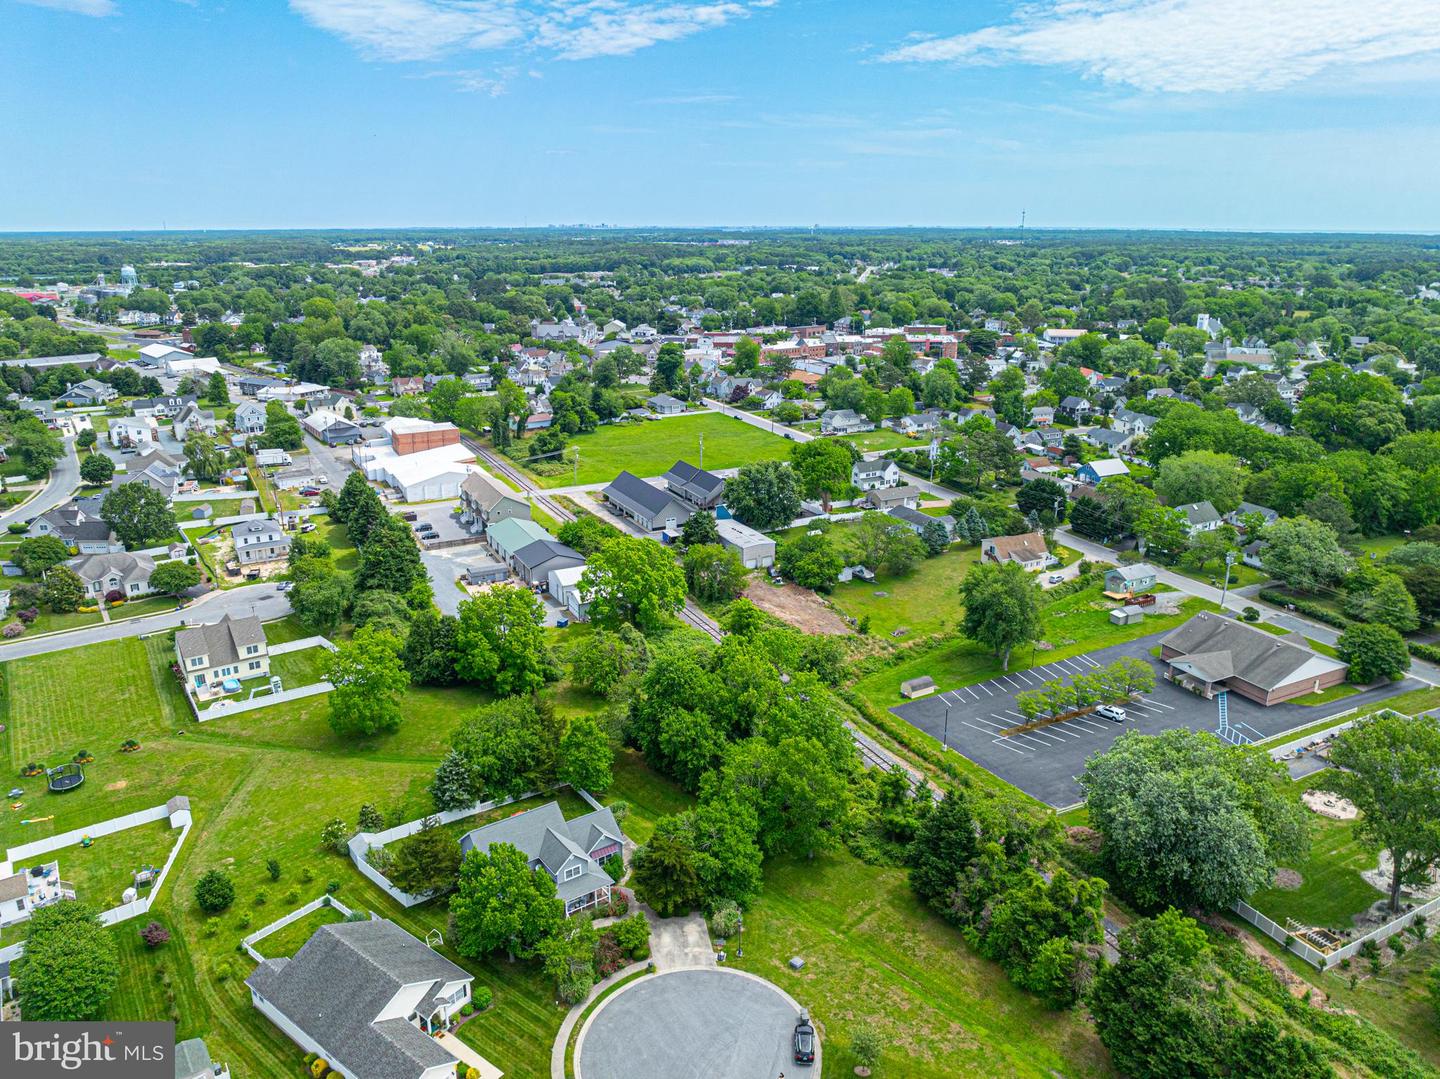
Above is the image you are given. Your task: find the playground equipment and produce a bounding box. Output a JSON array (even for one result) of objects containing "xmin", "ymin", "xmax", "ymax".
[{"xmin": 46, "ymin": 762, "xmax": 85, "ymax": 792}]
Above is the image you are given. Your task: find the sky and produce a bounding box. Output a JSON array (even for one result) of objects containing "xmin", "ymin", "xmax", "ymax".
[{"xmin": 4, "ymin": 0, "xmax": 1440, "ymax": 232}]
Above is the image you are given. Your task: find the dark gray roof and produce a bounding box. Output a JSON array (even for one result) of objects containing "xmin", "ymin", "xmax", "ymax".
[
  {"xmin": 246, "ymin": 919, "xmax": 470, "ymax": 1079},
  {"xmin": 175, "ymin": 613, "xmax": 266, "ymax": 668},
  {"xmin": 663, "ymin": 460, "xmax": 724, "ymax": 503},
  {"xmin": 888, "ymin": 505, "xmax": 951, "ymax": 529},
  {"xmin": 1088, "ymin": 429, "xmax": 1131, "ymax": 447},
  {"xmin": 512, "ymin": 538, "xmax": 583, "ymax": 574},
  {"xmin": 604, "ymin": 470, "xmax": 690, "ymax": 521},
  {"xmin": 1160, "ymin": 612, "xmax": 1345, "ymax": 690}
]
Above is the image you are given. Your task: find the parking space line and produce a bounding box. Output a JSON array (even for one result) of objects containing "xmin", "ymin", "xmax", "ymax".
[
  {"xmin": 962, "ymin": 719, "xmax": 1005, "ymax": 736},
  {"xmin": 1027, "ymin": 729, "xmax": 1069, "ymax": 744},
  {"xmin": 1003, "ymin": 709, "xmax": 1028, "ymax": 720},
  {"xmin": 990, "ymin": 738, "xmax": 1030, "ymax": 755},
  {"xmin": 976, "ymin": 682, "xmax": 994, "ymax": 696},
  {"xmin": 1055, "ymin": 658, "xmax": 1083, "ymax": 674},
  {"xmin": 964, "ymin": 686, "xmax": 982, "ymax": 702},
  {"xmin": 1141, "ymin": 697, "xmax": 1176, "ymax": 710},
  {"xmin": 1071, "ymin": 719, "xmax": 1111, "ymax": 734}
]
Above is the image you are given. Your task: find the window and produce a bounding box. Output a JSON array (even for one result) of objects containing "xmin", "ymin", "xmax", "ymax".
[
  {"xmin": 190, "ymin": 657, "xmax": 205, "ymax": 667},
  {"xmin": 245, "ymin": 644, "xmax": 259, "ymax": 655},
  {"xmin": 563, "ymin": 865, "xmax": 582, "ymax": 882},
  {"xmin": 248, "ymin": 661, "xmax": 261, "ymax": 671}
]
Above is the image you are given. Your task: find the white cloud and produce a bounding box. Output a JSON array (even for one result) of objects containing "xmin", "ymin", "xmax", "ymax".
[
  {"xmin": 882, "ymin": 0, "xmax": 1440, "ymax": 94},
  {"xmin": 289, "ymin": 0, "xmax": 764, "ymax": 65},
  {"xmin": 410, "ymin": 67, "xmax": 514, "ymax": 94},
  {"xmin": 16, "ymin": 0, "xmax": 117, "ymax": 14}
]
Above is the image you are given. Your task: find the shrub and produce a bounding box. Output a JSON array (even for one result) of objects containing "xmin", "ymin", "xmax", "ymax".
[
  {"xmin": 203, "ymin": 919, "xmax": 220, "ymax": 938},
  {"xmin": 612, "ymin": 913, "xmax": 651, "ymax": 958},
  {"xmin": 310, "ymin": 1058, "xmax": 328, "ymax": 1079},
  {"xmin": 194, "ymin": 869, "xmax": 235, "ymax": 914},
  {"xmin": 460, "ymin": 1002, "xmax": 474, "ymax": 1017},
  {"xmin": 2, "ymin": 623, "xmax": 23, "ymax": 638},
  {"xmin": 300, "ymin": 867, "xmax": 316, "ymax": 884},
  {"xmin": 1241, "ymin": 606, "xmax": 1260, "ymax": 622},
  {"xmin": 253, "ymin": 889, "xmax": 268, "ymax": 906},
  {"xmin": 609, "ymin": 890, "xmax": 630, "ymax": 918},
  {"xmin": 266, "ymin": 858, "xmax": 281, "ymax": 881},
  {"xmin": 284, "ymin": 887, "xmax": 300, "ymax": 904},
  {"xmin": 139, "ymin": 921, "xmax": 170, "ymax": 948},
  {"xmin": 473, "ymin": 985, "xmax": 493, "ymax": 1011},
  {"xmin": 6, "ymin": 521, "xmax": 27, "ymax": 534},
  {"xmin": 320, "ymin": 819, "xmax": 350, "ymax": 853},
  {"xmin": 326, "ymin": 880, "xmax": 340, "ymax": 894},
  {"xmin": 1257, "ymin": 588, "xmax": 1351, "ymax": 629},
  {"xmin": 357, "ymin": 803, "xmax": 385, "ymax": 831},
  {"xmin": 1409, "ymin": 641, "xmax": 1440, "ymax": 665},
  {"xmin": 851, "ymin": 1025, "xmax": 883, "ymax": 1070},
  {"xmin": 601, "ymin": 853, "xmax": 624, "ymax": 881},
  {"xmin": 708, "ymin": 902, "xmax": 742, "ymax": 939},
  {"xmin": 104, "ymin": 589, "xmax": 124, "ymax": 604},
  {"xmin": 236, "ymin": 912, "xmax": 252, "ymax": 930},
  {"xmin": 1389, "ymin": 935, "xmax": 1407, "ymax": 957}
]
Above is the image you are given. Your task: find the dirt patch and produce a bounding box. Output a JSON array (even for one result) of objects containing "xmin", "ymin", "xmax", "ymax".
[
  {"xmin": 1066, "ymin": 826, "xmax": 1102, "ymax": 853},
  {"xmin": 1303, "ymin": 790, "xmax": 1357, "ymax": 819},
  {"xmin": 1363, "ymin": 850, "xmax": 1440, "ymax": 902},
  {"xmin": 1273, "ymin": 868, "xmax": 1304, "ymax": 890},
  {"xmin": 1203, "ymin": 915, "xmax": 1327, "ymax": 1004},
  {"xmin": 104, "ymin": 780, "xmax": 128, "ymax": 791},
  {"xmin": 742, "ymin": 579, "xmax": 849, "ymax": 635}
]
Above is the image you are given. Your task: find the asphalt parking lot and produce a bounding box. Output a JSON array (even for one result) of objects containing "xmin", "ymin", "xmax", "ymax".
[
  {"xmin": 891, "ymin": 632, "xmax": 1424, "ymax": 807},
  {"xmin": 402, "ymin": 499, "xmax": 471, "ymax": 546}
]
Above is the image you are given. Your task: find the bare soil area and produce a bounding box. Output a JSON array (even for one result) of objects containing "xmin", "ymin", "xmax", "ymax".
[{"xmin": 742, "ymin": 579, "xmax": 850, "ymax": 635}]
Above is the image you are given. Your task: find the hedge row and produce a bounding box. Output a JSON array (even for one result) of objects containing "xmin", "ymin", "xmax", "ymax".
[
  {"xmin": 1408, "ymin": 641, "xmax": 1440, "ymax": 664},
  {"xmin": 1257, "ymin": 589, "xmax": 1352, "ymax": 630}
]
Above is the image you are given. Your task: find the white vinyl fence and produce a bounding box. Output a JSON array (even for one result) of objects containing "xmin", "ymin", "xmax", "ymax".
[{"xmin": 241, "ymin": 894, "xmax": 359, "ymax": 962}]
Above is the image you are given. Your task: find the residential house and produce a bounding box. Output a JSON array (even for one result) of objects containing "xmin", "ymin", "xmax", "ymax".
[
  {"xmin": 1226, "ymin": 502, "xmax": 1279, "ymax": 530},
  {"xmin": 1104, "ymin": 563, "xmax": 1159, "ymax": 595},
  {"xmin": 131, "ymin": 395, "xmax": 196, "ymax": 419},
  {"xmin": 114, "ymin": 449, "xmax": 186, "ymax": 502},
  {"xmin": 237, "ymin": 375, "xmax": 282, "ymax": 396},
  {"xmin": 662, "ymin": 460, "xmax": 725, "ymax": 509},
  {"xmin": 862, "ymin": 485, "xmax": 922, "ymax": 511},
  {"xmin": 109, "ymin": 416, "xmax": 161, "ymax": 449},
  {"xmin": 601, "ymin": 471, "xmax": 693, "ymax": 532},
  {"xmin": 512, "ymin": 538, "xmax": 585, "ymax": 587},
  {"xmin": 391, "ymin": 376, "xmax": 425, "ymax": 396},
  {"xmin": 247, "ymin": 919, "xmax": 474, "ymax": 1079},
  {"xmin": 232, "ymin": 519, "xmax": 291, "ymax": 565},
  {"xmin": 459, "ymin": 472, "xmax": 531, "ymax": 534},
  {"xmin": 0, "ymin": 861, "xmax": 75, "ymax": 928},
  {"xmin": 894, "ymin": 410, "xmax": 942, "ymax": 437},
  {"xmin": 646, "ymin": 393, "xmax": 686, "ymax": 415},
  {"xmin": 1159, "ymin": 612, "xmax": 1348, "ymax": 705},
  {"xmin": 173, "ymin": 401, "xmax": 218, "ymax": 441},
  {"xmin": 55, "ymin": 378, "xmax": 117, "ymax": 406},
  {"xmin": 175, "ymin": 613, "xmax": 270, "ymax": 691},
  {"xmin": 547, "ymin": 565, "xmax": 591, "ymax": 621},
  {"xmin": 1029, "ymin": 406, "xmax": 1055, "ymax": 427},
  {"xmin": 67, "ymin": 551, "xmax": 155, "ymax": 598},
  {"xmin": 851, "ymin": 459, "xmax": 901, "ymax": 492},
  {"xmin": 1075, "ymin": 458, "xmax": 1130, "ymax": 485},
  {"xmin": 1175, "ymin": 500, "xmax": 1222, "ymax": 536},
  {"xmin": 980, "ymin": 531, "xmax": 1051, "ymax": 572},
  {"xmin": 820, "ymin": 409, "xmax": 874, "ymax": 435},
  {"xmin": 31, "ymin": 499, "xmax": 122, "ymax": 554},
  {"xmin": 303, "ymin": 409, "xmax": 365, "ymax": 446},
  {"xmin": 716, "ymin": 517, "xmax": 776, "ymax": 568},
  {"xmin": 889, "ymin": 504, "xmax": 954, "ymax": 540},
  {"xmin": 1084, "ymin": 427, "xmax": 1134, "ymax": 453},
  {"xmin": 1111, "ymin": 408, "xmax": 1160, "ymax": 437},
  {"xmin": 1059, "ymin": 395, "xmax": 1095, "ymax": 419},
  {"xmin": 459, "ymin": 801, "xmax": 626, "ymax": 917}
]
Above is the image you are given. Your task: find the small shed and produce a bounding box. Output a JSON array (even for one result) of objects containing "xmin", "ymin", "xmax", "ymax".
[
  {"xmin": 463, "ymin": 560, "xmax": 509, "ymax": 586},
  {"xmin": 901, "ymin": 675, "xmax": 937, "ymax": 699},
  {"xmin": 1110, "ymin": 605, "xmax": 1146, "ymax": 626},
  {"xmin": 191, "ymin": 504, "xmax": 213, "ymax": 520}
]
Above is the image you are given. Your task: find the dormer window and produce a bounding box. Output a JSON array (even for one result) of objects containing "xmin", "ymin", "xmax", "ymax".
[{"xmin": 563, "ymin": 865, "xmax": 582, "ymax": 882}]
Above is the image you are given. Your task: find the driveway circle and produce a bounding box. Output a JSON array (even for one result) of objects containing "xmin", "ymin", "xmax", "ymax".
[{"xmin": 575, "ymin": 967, "xmax": 817, "ymax": 1079}]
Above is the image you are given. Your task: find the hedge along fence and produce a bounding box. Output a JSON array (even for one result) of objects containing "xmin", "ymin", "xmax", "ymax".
[
  {"xmin": 241, "ymin": 894, "xmax": 359, "ymax": 962},
  {"xmin": 1257, "ymin": 588, "xmax": 1352, "ymax": 630}
]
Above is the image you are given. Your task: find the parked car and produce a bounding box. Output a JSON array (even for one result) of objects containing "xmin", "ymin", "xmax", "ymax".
[
  {"xmin": 299, "ymin": 486, "xmax": 321, "ymax": 497},
  {"xmin": 400, "ymin": 511, "xmax": 419, "ymax": 522},
  {"xmin": 793, "ymin": 1017, "xmax": 815, "ymax": 1065},
  {"xmin": 1095, "ymin": 704, "xmax": 1127, "ymax": 723},
  {"xmin": 1047, "ymin": 573, "xmax": 1065, "ymax": 584},
  {"xmin": 412, "ymin": 522, "xmax": 431, "ymax": 533},
  {"xmin": 276, "ymin": 581, "xmax": 293, "ymax": 592}
]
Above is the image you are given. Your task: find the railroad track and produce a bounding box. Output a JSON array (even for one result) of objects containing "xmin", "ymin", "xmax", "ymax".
[{"xmin": 462, "ymin": 436, "xmax": 576, "ymax": 524}]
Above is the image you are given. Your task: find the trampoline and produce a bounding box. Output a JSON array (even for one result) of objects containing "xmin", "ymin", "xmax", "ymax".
[{"xmin": 47, "ymin": 762, "xmax": 85, "ymax": 792}]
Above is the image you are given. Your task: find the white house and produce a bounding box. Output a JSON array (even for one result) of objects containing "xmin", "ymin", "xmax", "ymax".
[
  {"xmin": 109, "ymin": 416, "xmax": 160, "ymax": 448},
  {"xmin": 67, "ymin": 551, "xmax": 155, "ymax": 598},
  {"xmin": 1176, "ymin": 500, "xmax": 1222, "ymax": 536},
  {"xmin": 173, "ymin": 401, "xmax": 218, "ymax": 441},
  {"xmin": 851, "ymin": 459, "xmax": 901, "ymax": 492},
  {"xmin": 980, "ymin": 531, "xmax": 1052, "ymax": 572},
  {"xmin": 174, "ymin": 613, "xmax": 270, "ymax": 691}
]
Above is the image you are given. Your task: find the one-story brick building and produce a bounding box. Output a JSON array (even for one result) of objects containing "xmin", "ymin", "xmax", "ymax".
[{"xmin": 1158, "ymin": 612, "xmax": 1349, "ymax": 705}]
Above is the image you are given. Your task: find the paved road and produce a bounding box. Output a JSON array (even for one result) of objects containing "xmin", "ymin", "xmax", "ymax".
[
  {"xmin": 0, "ymin": 586, "xmax": 292, "ymax": 660},
  {"xmin": 301, "ymin": 434, "xmax": 356, "ymax": 489},
  {"xmin": 701, "ymin": 398, "xmax": 813, "ymax": 442},
  {"xmin": 1056, "ymin": 527, "xmax": 1440, "ymax": 687},
  {"xmin": 0, "ymin": 437, "xmax": 79, "ymax": 529}
]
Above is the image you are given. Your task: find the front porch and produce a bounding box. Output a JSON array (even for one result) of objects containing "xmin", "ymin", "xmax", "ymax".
[{"xmin": 566, "ymin": 884, "xmax": 611, "ymax": 917}]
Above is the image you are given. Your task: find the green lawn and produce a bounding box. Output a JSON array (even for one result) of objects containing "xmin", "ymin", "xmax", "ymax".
[
  {"xmin": 1248, "ymin": 775, "xmax": 1385, "ymax": 930},
  {"xmin": 173, "ymin": 498, "xmax": 250, "ymax": 523},
  {"xmin": 855, "ymin": 589, "xmax": 1221, "ymax": 710},
  {"xmin": 1287, "ymin": 683, "xmax": 1361, "ymax": 707},
  {"xmin": 509, "ymin": 412, "xmax": 794, "ymax": 488},
  {"xmin": 269, "ymin": 646, "xmax": 331, "ymax": 688},
  {"xmin": 110, "ymin": 595, "xmax": 184, "ymax": 621},
  {"xmin": 252, "ymin": 904, "xmax": 346, "ymax": 959},
  {"xmin": 1306, "ymin": 636, "xmax": 1340, "ymax": 658},
  {"xmin": 830, "ymin": 546, "xmax": 981, "ymax": 639},
  {"xmin": 730, "ymin": 851, "xmax": 1110, "ymax": 1077},
  {"xmin": 0, "ymin": 607, "xmax": 105, "ymax": 642},
  {"xmin": 1175, "ymin": 562, "xmax": 1269, "ymax": 589},
  {"xmin": 840, "ymin": 428, "xmax": 917, "ymax": 452},
  {"xmin": 262, "ymin": 616, "xmax": 315, "ymax": 646},
  {"xmin": 54, "ymin": 819, "xmax": 180, "ymax": 910},
  {"xmin": 601, "ymin": 748, "xmax": 694, "ymax": 843}
]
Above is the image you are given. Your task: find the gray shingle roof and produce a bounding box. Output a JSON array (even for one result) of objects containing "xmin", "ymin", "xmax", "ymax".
[
  {"xmin": 512, "ymin": 538, "xmax": 583, "ymax": 574},
  {"xmin": 663, "ymin": 460, "xmax": 724, "ymax": 503},
  {"xmin": 460, "ymin": 471, "xmax": 519, "ymax": 513},
  {"xmin": 173, "ymin": 1038, "xmax": 215, "ymax": 1079},
  {"xmin": 175, "ymin": 613, "xmax": 266, "ymax": 669},
  {"xmin": 460, "ymin": 801, "xmax": 625, "ymax": 903},
  {"xmin": 1176, "ymin": 500, "xmax": 1221, "ymax": 527},
  {"xmin": 604, "ymin": 471, "xmax": 690, "ymax": 523},
  {"xmin": 245, "ymin": 919, "xmax": 470, "ymax": 1079},
  {"xmin": 1160, "ymin": 612, "xmax": 1345, "ymax": 691}
]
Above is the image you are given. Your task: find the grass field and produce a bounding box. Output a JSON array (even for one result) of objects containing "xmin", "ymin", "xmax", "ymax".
[
  {"xmin": 269, "ymin": 646, "xmax": 331, "ymax": 688},
  {"xmin": 252, "ymin": 904, "xmax": 346, "ymax": 960},
  {"xmin": 839, "ymin": 428, "xmax": 917, "ymax": 452},
  {"xmin": 0, "ymin": 608, "xmax": 105, "ymax": 642},
  {"xmin": 1175, "ymin": 561, "xmax": 1269, "ymax": 589},
  {"xmin": 830, "ymin": 546, "xmax": 981, "ymax": 639},
  {"xmin": 57, "ymin": 819, "xmax": 180, "ymax": 910},
  {"xmin": 262, "ymin": 616, "xmax": 314, "ymax": 646},
  {"xmin": 731, "ymin": 851, "xmax": 1110, "ymax": 1077},
  {"xmin": 855, "ymin": 589, "xmax": 1220, "ymax": 709},
  {"xmin": 509, "ymin": 412, "xmax": 793, "ymax": 488},
  {"xmin": 1248, "ymin": 775, "xmax": 1385, "ymax": 930},
  {"xmin": 110, "ymin": 595, "xmax": 182, "ymax": 621},
  {"xmin": 173, "ymin": 498, "xmax": 249, "ymax": 523},
  {"xmin": 1287, "ymin": 683, "xmax": 1361, "ymax": 707}
]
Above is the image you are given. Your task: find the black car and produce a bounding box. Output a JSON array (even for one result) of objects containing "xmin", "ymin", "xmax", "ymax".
[{"xmin": 793, "ymin": 1017, "xmax": 815, "ymax": 1065}]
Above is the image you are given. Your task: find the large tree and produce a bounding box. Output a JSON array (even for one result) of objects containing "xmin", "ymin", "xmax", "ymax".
[
  {"xmin": 325, "ymin": 625, "xmax": 411, "ymax": 737},
  {"xmin": 790, "ymin": 438, "xmax": 856, "ymax": 504},
  {"xmin": 101, "ymin": 483, "xmax": 173, "ymax": 549},
  {"xmin": 682, "ymin": 543, "xmax": 747, "ymax": 603},
  {"xmin": 450, "ymin": 695, "xmax": 562, "ymax": 800},
  {"xmin": 43, "ymin": 565, "xmax": 85, "ymax": 612},
  {"xmin": 723, "ymin": 460, "xmax": 802, "ymax": 530},
  {"xmin": 386, "ymin": 816, "xmax": 463, "ymax": 898},
  {"xmin": 556, "ymin": 715, "xmax": 614, "ymax": 793},
  {"xmin": 1153, "ymin": 450, "xmax": 1246, "ymax": 515},
  {"xmin": 777, "ymin": 531, "xmax": 842, "ymax": 592},
  {"xmin": 1015, "ymin": 478, "xmax": 1068, "ymax": 525},
  {"xmin": 455, "ymin": 586, "xmax": 556, "ymax": 695},
  {"xmin": 1081, "ymin": 729, "xmax": 1307, "ymax": 911},
  {"xmin": 14, "ymin": 902, "xmax": 120, "ymax": 1021},
  {"xmin": 355, "ymin": 518, "xmax": 425, "ymax": 594},
  {"xmin": 581, "ymin": 534, "xmax": 686, "ymax": 632},
  {"xmin": 149, "ymin": 559, "xmax": 201, "ymax": 597},
  {"xmin": 79, "ymin": 451, "xmax": 115, "ymax": 485},
  {"xmin": 450, "ymin": 842, "xmax": 563, "ymax": 961},
  {"xmin": 1318, "ymin": 713, "xmax": 1440, "ymax": 913},
  {"xmin": 1336, "ymin": 623, "xmax": 1410, "ymax": 685},
  {"xmin": 1260, "ymin": 516, "xmax": 1353, "ymax": 593},
  {"xmin": 14, "ymin": 535, "xmax": 70, "ymax": 576},
  {"xmin": 958, "ymin": 561, "xmax": 1042, "ymax": 671}
]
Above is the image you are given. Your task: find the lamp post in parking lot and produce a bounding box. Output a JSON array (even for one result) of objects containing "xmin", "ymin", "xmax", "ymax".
[{"xmin": 943, "ymin": 698, "xmax": 951, "ymax": 750}]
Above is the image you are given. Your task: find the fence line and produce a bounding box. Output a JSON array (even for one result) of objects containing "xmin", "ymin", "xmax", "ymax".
[
  {"xmin": 268, "ymin": 636, "xmax": 337, "ymax": 656},
  {"xmin": 241, "ymin": 894, "xmax": 355, "ymax": 962},
  {"xmin": 1235, "ymin": 890, "xmax": 1440, "ymax": 971},
  {"xmin": 197, "ymin": 681, "xmax": 332, "ymax": 721},
  {"xmin": 4, "ymin": 803, "xmax": 171, "ymax": 864}
]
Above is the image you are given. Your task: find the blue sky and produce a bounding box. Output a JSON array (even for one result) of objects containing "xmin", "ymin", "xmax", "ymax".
[{"xmin": 4, "ymin": 0, "xmax": 1440, "ymax": 231}]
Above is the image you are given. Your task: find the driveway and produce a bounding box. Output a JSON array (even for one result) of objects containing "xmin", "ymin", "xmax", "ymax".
[
  {"xmin": 890, "ymin": 631, "xmax": 1425, "ymax": 807},
  {"xmin": 301, "ymin": 433, "xmax": 356, "ymax": 489},
  {"xmin": 648, "ymin": 912, "xmax": 716, "ymax": 972},
  {"xmin": 1, "ymin": 437, "xmax": 79, "ymax": 529}
]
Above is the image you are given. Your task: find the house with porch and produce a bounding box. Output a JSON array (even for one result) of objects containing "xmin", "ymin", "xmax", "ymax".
[
  {"xmin": 851, "ymin": 459, "xmax": 900, "ymax": 491},
  {"xmin": 980, "ymin": 531, "xmax": 1051, "ymax": 572},
  {"xmin": 67, "ymin": 551, "xmax": 155, "ymax": 598},
  {"xmin": 820, "ymin": 409, "xmax": 874, "ymax": 435},
  {"xmin": 459, "ymin": 471, "xmax": 531, "ymax": 535},
  {"xmin": 459, "ymin": 801, "xmax": 627, "ymax": 917},
  {"xmin": 602, "ymin": 471, "xmax": 693, "ymax": 532},
  {"xmin": 247, "ymin": 919, "xmax": 475, "ymax": 1079}
]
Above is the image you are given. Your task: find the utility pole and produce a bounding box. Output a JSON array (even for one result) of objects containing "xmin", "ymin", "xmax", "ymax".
[
  {"xmin": 698, "ymin": 432, "xmax": 704, "ymax": 469},
  {"xmin": 1219, "ymin": 551, "xmax": 1235, "ymax": 610},
  {"xmin": 572, "ymin": 446, "xmax": 579, "ymax": 484}
]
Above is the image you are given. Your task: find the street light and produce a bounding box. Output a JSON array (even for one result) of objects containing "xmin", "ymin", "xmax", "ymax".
[
  {"xmin": 942, "ymin": 699, "xmax": 951, "ymax": 751},
  {"xmin": 1219, "ymin": 551, "xmax": 1236, "ymax": 610}
]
